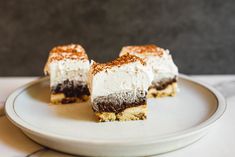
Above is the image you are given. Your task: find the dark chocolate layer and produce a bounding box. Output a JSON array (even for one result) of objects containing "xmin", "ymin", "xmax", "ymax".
[
  {"xmin": 51, "ymin": 79, "xmax": 90, "ymax": 97},
  {"xmin": 149, "ymin": 77, "xmax": 177, "ymax": 90},
  {"xmin": 92, "ymin": 90, "xmax": 146, "ymax": 113},
  {"xmin": 61, "ymin": 97, "xmax": 77, "ymax": 104}
]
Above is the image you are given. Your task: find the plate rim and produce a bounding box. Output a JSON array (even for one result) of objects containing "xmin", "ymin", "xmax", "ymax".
[{"xmin": 4, "ymin": 74, "xmax": 227, "ymax": 145}]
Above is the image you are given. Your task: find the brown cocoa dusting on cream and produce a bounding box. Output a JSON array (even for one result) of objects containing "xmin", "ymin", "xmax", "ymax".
[
  {"xmin": 91, "ymin": 54, "xmax": 145, "ymax": 75},
  {"xmin": 48, "ymin": 44, "xmax": 88, "ymax": 62},
  {"xmin": 121, "ymin": 44, "xmax": 164, "ymax": 57}
]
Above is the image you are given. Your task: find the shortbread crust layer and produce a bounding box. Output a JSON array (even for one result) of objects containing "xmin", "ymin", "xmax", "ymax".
[{"xmin": 95, "ymin": 104, "xmax": 147, "ymax": 122}]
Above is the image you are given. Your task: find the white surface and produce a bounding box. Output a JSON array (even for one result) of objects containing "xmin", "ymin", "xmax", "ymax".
[{"xmin": 0, "ymin": 75, "xmax": 234, "ymax": 157}]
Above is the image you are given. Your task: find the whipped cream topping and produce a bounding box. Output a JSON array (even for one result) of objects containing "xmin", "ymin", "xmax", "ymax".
[
  {"xmin": 120, "ymin": 46, "xmax": 178, "ymax": 83},
  {"xmin": 88, "ymin": 61, "xmax": 153, "ymax": 101},
  {"xmin": 144, "ymin": 50, "xmax": 178, "ymax": 82},
  {"xmin": 49, "ymin": 59, "xmax": 90, "ymax": 87},
  {"xmin": 44, "ymin": 44, "xmax": 88, "ymax": 74}
]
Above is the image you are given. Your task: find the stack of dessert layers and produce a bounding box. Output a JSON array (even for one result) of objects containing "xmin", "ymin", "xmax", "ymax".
[
  {"xmin": 120, "ymin": 45, "xmax": 178, "ymax": 98},
  {"xmin": 88, "ymin": 54, "xmax": 153, "ymax": 122},
  {"xmin": 44, "ymin": 44, "xmax": 178, "ymax": 122},
  {"xmin": 44, "ymin": 44, "xmax": 90, "ymax": 104}
]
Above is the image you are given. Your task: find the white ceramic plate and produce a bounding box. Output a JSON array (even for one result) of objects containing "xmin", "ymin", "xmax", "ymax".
[{"xmin": 5, "ymin": 75, "xmax": 226, "ymax": 157}]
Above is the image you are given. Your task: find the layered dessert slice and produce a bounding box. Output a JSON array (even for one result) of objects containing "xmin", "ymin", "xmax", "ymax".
[
  {"xmin": 88, "ymin": 54, "xmax": 153, "ymax": 122},
  {"xmin": 120, "ymin": 44, "xmax": 178, "ymax": 98},
  {"xmin": 44, "ymin": 44, "xmax": 90, "ymax": 104}
]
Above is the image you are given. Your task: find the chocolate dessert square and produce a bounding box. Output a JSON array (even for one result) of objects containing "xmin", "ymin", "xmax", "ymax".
[
  {"xmin": 120, "ymin": 45, "xmax": 178, "ymax": 98},
  {"xmin": 88, "ymin": 54, "xmax": 153, "ymax": 122},
  {"xmin": 44, "ymin": 44, "xmax": 90, "ymax": 104}
]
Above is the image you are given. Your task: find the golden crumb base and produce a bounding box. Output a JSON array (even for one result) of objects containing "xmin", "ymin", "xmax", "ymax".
[
  {"xmin": 50, "ymin": 93, "xmax": 89, "ymax": 104},
  {"xmin": 147, "ymin": 82, "xmax": 177, "ymax": 98},
  {"xmin": 95, "ymin": 104, "xmax": 147, "ymax": 122}
]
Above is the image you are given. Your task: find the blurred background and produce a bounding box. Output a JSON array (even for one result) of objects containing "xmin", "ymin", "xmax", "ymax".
[{"xmin": 0, "ymin": 0, "xmax": 234, "ymax": 76}]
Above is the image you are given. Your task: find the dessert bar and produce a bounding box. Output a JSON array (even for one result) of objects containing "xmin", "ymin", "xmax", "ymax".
[
  {"xmin": 44, "ymin": 44, "xmax": 90, "ymax": 104},
  {"xmin": 88, "ymin": 54, "xmax": 153, "ymax": 122},
  {"xmin": 120, "ymin": 45, "xmax": 178, "ymax": 98}
]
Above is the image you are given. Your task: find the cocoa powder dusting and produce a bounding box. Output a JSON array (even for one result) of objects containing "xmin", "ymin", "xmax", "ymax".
[{"xmin": 91, "ymin": 54, "xmax": 145, "ymax": 75}]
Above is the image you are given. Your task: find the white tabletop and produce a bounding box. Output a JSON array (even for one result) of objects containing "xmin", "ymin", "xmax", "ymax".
[{"xmin": 0, "ymin": 75, "xmax": 235, "ymax": 157}]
